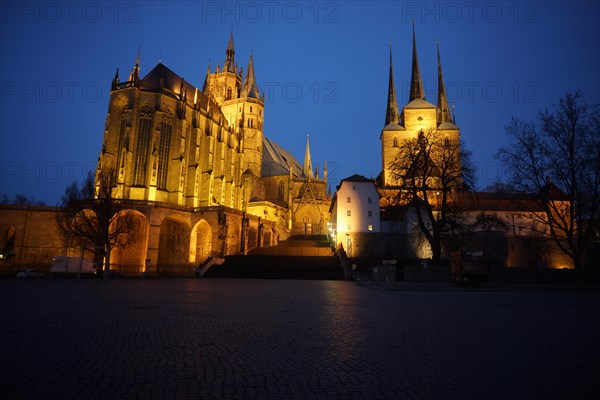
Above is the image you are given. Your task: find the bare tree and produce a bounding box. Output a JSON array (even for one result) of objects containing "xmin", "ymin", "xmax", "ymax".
[
  {"xmin": 389, "ymin": 130, "xmax": 475, "ymax": 263},
  {"xmin": 497, "ymin": 91, "xmax": 600, "ymax": 277},
  {"xmin": 57, "ymin": 168, "xmax": 134, "ymax": 279}
]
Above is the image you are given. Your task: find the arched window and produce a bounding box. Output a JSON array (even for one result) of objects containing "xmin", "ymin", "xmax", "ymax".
[
  {"xmin": 393, "ymin": 137, "xmax": 398, "ymax": 147},
  {"xmin": 117, "ymin": 106, "xmax": 128, "ymax": 171},
  {"xmin": 133, "ymin": 105, "xmax": 153, "ymax": 186},
  {"xmin": 226, "ymin": 87, "xmax": 232, "ymax": 100},
  {"xmin": 157, "ymin": 111, "xmax": 172, "ymax": 189}
]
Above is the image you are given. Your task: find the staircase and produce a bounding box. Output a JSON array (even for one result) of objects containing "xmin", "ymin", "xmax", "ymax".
[{"xmin": 202, "ymin": 235, "xmax": 343, "ymax": 280}]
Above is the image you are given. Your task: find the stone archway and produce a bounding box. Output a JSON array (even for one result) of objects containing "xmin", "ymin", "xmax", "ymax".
[
  {"xmin": 294, "ymin": 205, "xmax": 322, "ymax": 235},
  {"xmin": 190, "ymin": 219, "xmax": 212, "ymax": 264},
  {"xmin": 111, "ymin": 209, "xmax": 149, "ymax": 275},
  {"xmin": 157, "ymin": 215, "xmax": 191, "ymax": 276}
]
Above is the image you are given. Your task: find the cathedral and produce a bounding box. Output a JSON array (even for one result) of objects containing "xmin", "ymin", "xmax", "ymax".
[{"xmin": 98, "ymin": 32, "xmax": 331, "ymax": 237}]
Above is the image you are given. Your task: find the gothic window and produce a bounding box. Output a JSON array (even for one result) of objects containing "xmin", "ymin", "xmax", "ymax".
[
  {"xmin": 133, "ymin": 105, "xmax": 153, "ymax": 186},
  {"xmin": 157, "ymin": 111, "xmax": 173, "ymax": 189},
  {"xmin": 117, "ymin": 106, "xmax": 128, "ymax": 170},
  {"xmin": 393, "ymin": 137, "xmax": 398, "ymax": 147},
  {"xmin": 250, "ymin": 106, "xmax": 253, "ymax": 112},
  {"xmin": 226, "ymin": 87, "xmax": 232, "ymax": 100}
]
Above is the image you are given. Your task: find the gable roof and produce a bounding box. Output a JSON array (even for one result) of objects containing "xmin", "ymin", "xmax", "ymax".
[
  {"xmin": 139, "ymin": 63, "xmax": 224, "ymax": 120},
  {"xmin": 261, "ymin": 136, "xmax": 302, "ymax": 177}
]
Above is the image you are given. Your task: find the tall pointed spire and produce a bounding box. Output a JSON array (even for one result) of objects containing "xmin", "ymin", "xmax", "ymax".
[
  {"xmin": 224, "ymin": 31, "xmax": 236, "ymax": 73},
  {"xmin": 385, "ymin": 43, "xmax": 401, "ymax": 126},
  {"xmin": 111, "ymin": 67, "xmax": 120, "ymax": 90},
  {"xmin": 128, "ymin": 45, "xmax": 141, "ymax": 85},
  {"xmin": 202, "ymin": 61, "xmax": 211, "ymax": 91},
  {"xmin": 436, "ymin": 41, "xmax": 452, "ymax": 124},
  {"xmin": 243, "ymin": 53, "xmax": 259, "ymax": 98},
  {"xmin": 409, "ymin": 21, "xmax": 425, "ymax": 101},
  {"xmin": 303, "ymin": 134, "xmax": 313, "ymax": 179}
]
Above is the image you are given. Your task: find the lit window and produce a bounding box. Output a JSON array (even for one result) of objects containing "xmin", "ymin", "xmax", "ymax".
[
  {"xmin": 368, "ymin": 224, "xmax": 373, "ymax": 231},
  {"xmin": 367, "ymin": 197, "xmax": 372, "ymax": 204},
  {"xmin": 347, "ymin": 210, "xmax": 351, "ymax": 216},
  {"xmin": 368, "ymin": 210, "xmax": 372, "ymax": 217},
  {"xmin": 347, "ymin": 197, "xmax": 351, "ymax": 203}
]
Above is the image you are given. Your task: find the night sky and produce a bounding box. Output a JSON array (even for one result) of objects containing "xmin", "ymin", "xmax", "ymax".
[{"xmin": 1, "ymin": 1, "xmax": 599, "ymax": 205}]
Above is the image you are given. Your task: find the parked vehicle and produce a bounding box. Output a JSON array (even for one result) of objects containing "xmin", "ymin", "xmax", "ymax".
[
  {"xmin": 16, "ymin": 269, "xmax": 44, "ymax": 278},
  {"xmin": 51, "ymin": 256, "xmax": 96, "ymax": 276}
]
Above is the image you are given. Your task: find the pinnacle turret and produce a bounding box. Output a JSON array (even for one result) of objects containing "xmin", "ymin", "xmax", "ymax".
[
  {"xmin": 243, "ymin": 54, "xmax": 260, "ymax": 99},
  {"xmin": 224, "ymin": 31, "xmax": 236, "ymax": 73},
  {"xmin": 128, "ymin": 46, "xmax": 141, "ymax": 85},
  {"xmin": 303, "ymin": 135, "xmax": 313, "ymax": 179}
]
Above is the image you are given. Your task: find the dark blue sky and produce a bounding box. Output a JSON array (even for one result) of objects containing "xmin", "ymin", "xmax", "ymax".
[{"xmin": 1, "ymin": 1, "xmax": 599, "ymax": 205}]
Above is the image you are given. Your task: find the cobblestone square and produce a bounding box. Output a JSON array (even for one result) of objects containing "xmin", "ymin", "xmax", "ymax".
[{"xmin": 1, "ymin": 279, "xmax": 598, "ymax": 399}]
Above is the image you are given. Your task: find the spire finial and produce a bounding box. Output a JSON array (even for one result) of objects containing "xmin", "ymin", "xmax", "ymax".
[
  {"xmin": 409, "ymin": 21, "xmax": 425, "ymax": 101},
  {"xmin": 136, "ymin": 44, "xmax": 141, "ymax": 65},
  {"xmin": 224, "ymin": 31, "xmax": 236, "ymax": 73},
  {"xmin": 452, "ymin": 104, "xmax": 457, "ymax": 125},
  {"xmin": 303, "ymin": 134, "xmax": 313, "ymax": 179},
  {"xmin": 436, "ymin": 40, "xmax": 452, "ymax": 124},
  {"xmin": 243, "ymin": 53, "xmax": 259, "ymax": 98},
  {"xmin": 384, "ymin": 42, "xmax": 400, "ymax": 126}
]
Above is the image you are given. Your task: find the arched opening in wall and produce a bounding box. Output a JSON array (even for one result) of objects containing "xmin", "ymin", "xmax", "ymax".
[
  {"xmin": 190, "ymin": 219, "xmax": 212, "ymax": 265},
  {"xmin": 226, "ymin": 219, "xmax": 240, "ymax": 256},
  {"xmin": 111, "ymin": 210, "xmax": 149, "ymax": 275},
  {"xmin": 262, "ymin": 226, "xmax": 272, "ymax": 247},
  {"xmin": 0, "ymin": 225, "xmax": 16, "ymax": 262},
  {"xmin": 294, "ymin": 206, "xmax": 322, "ymax": 236},
  {"xmin": 247, "ymin": 226, "xmax": 258, "ymax": 251},
  {"xmin": 157, "ymin": 215, "xmax": 191, "ymax": 276}
]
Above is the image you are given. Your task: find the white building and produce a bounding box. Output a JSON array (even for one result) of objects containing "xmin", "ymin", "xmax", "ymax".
[{"xmin": 329, "ymin": 175, "xmax": 380, "ymax": 249}]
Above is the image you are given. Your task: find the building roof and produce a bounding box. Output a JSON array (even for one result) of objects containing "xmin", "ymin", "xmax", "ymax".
[
  {"xmin": 261, "ymin": 136, "xmax": 302, "ymax": 177},
  {"xmin": 437, "ymin": 121, "xmax": 459, "ymax": 130},
  {"xmin": 340, "ymin": 174, "xmax": 375, "ymax": 184},
  {"xmin": 456, "ymin": 186, "xmax": 569, "ymax": 212},
  {"xmin": 139, "ymin": 63, "xmax": 224, "ymax": 120},
  {"xmin": 403, "ymin": 98, "xmax": 436, "ymax": 109},
  {"xmin": 382, "ymin": 123, "xmax": 405, "ymax": 131}
]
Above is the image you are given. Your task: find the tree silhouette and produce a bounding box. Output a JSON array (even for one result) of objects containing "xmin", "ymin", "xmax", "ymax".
[
  {"xmin": 497, "ymin": 91, "xmax": 600, "ymax": 278},
  {"xmin": 57, "ymin": 168, "xmax": 134, "ymax": 279},
  {"xmin": 389, "ymin": 130, "xmax": 474, "ymax": 263}
]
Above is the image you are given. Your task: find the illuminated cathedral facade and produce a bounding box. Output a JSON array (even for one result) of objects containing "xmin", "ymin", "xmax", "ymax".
[{"xmin": 97, "ymin": 32, "xmax": 331, "ymax": 238}]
